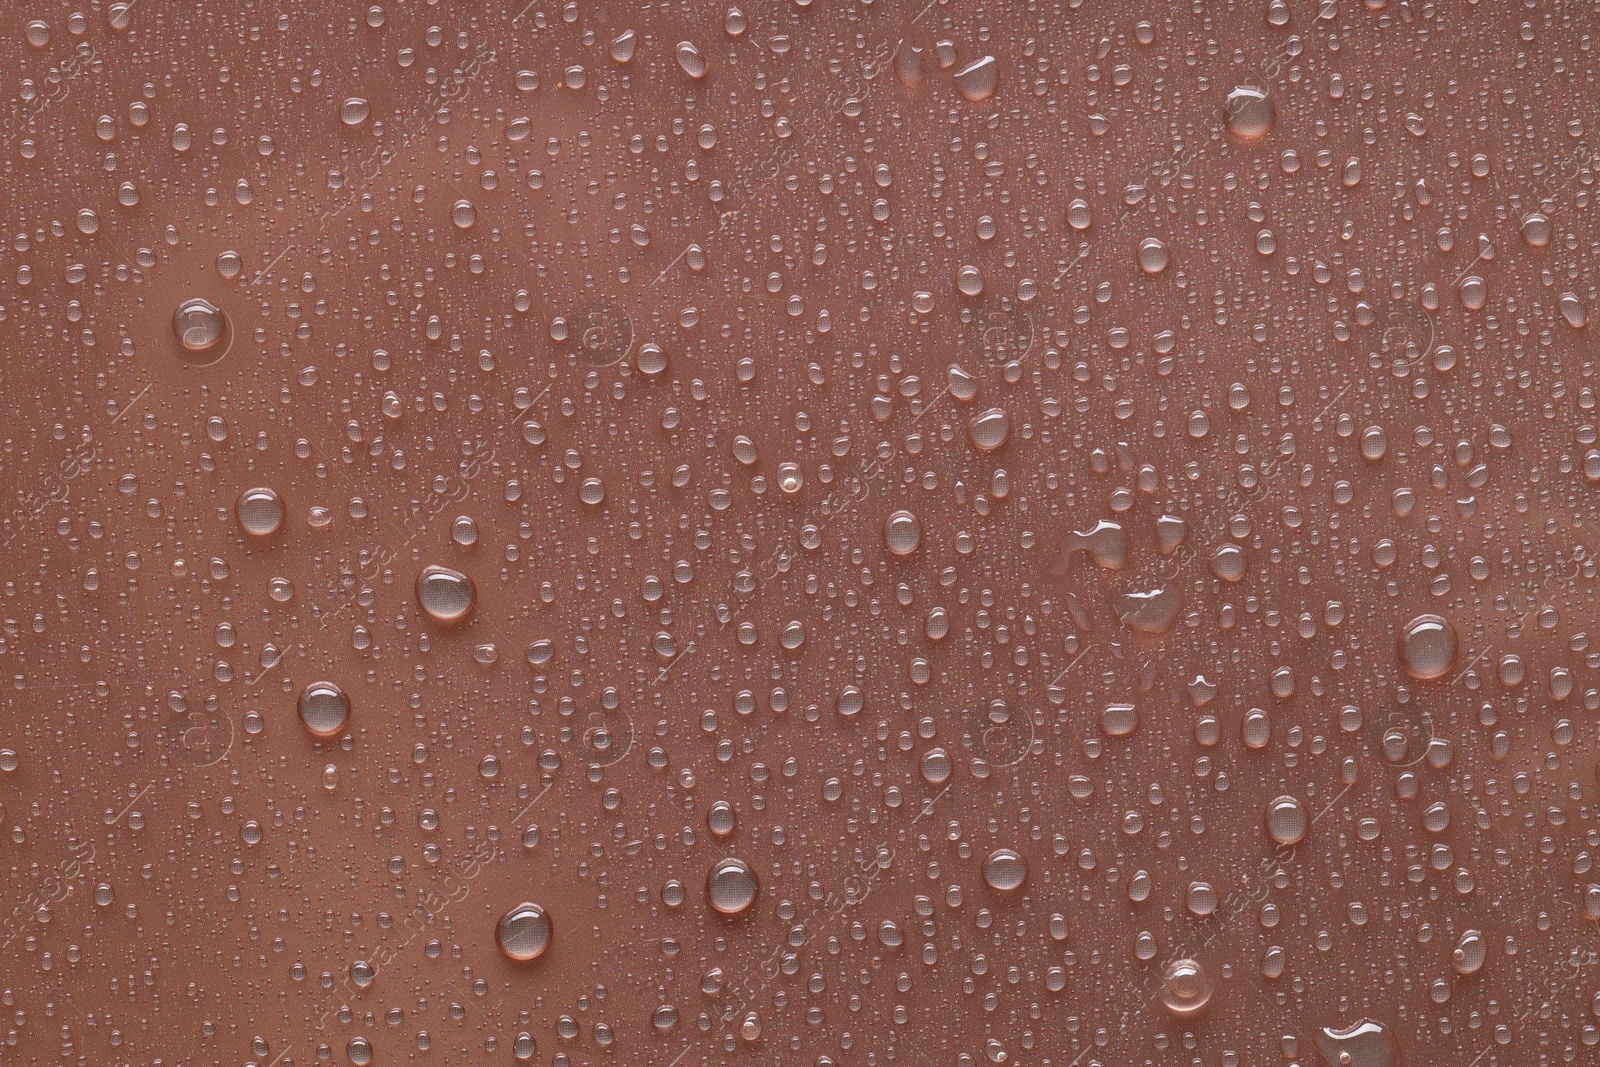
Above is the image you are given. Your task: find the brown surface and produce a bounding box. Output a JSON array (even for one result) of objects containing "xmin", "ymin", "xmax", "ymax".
[{"xmin": 2, "ymin": 2, "xmax": 1599, "ymax": 1065}]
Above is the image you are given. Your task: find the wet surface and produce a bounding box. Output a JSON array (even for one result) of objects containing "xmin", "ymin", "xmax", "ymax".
[{"xmin": 2, "ymin": 2, "xmax": 1600, "ymax": 1066}]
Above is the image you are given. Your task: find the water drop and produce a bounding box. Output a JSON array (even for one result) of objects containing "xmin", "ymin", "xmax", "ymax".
[
  {"xmin": 340, "ymin": 97, "xmax": 370, "ymax": 125},
  {"xmin": 1138, "ymin": 237, "xmax": 1170, "ymax": 274},
  {"xmin": 676, "ymin": 41, "xmax": 707, "ymax": 79},
  {"xmin": 1100, "ymin": 703, "xmax": 1138, "ymax": 737},
  {"xmin": 172, "ymin": 298, "xmax": 230, "ymax": 364},
  {"xmin": 1159, "ymin": 958, "xmax": 1212, "ymax": 1016},
  {"xmin": 968, "ymin": 408, "xmax": 1010, "ymax": 451},
  {"xmin": 1266, "ymin": 795, "xmax": 1307, "ymax": 846},
  {"xmin": 497, "ymin": 902, "xmax": 552, "ymax": 961},
  {"xmin": 1452, "ymin": 929, "xmax": 1486, "ymax": 975},
  {"xmin": 610, "ymin": 29, "xmax": 636, "ymax": 63},
  {"xmin": 1521, "ymin": 212, "xmax": 1551, "ymax": 247},
  {"xmin": 706, "ymin": 858, "xmax": 758, "ymax": 915},
  {"xmin": 236, "ymin": 487, "xmax": 284, "ymax": 537},
  {"xmin": 416, "ymin": 565, "xmax": 475, "ymax": 624},
  {"xmin": 1398, "ymin": 614, "xmax": 1457, "ymax": 681},
  {"xmin": 983, "ymin": 848, "xmax": 1027, "ymax": 892},
  {"xmin": 953, "ymin": 55, "xmax": 998, "ymax": 101},
  {"xmin": 920, "ymin": 748, "xmax": 952, "ymax": 784},
  {"xmin": 298, "ymin": 682, "xmax": 350, "ymax": 740},
  {"xmin": 884, "ymin": 510, "xmax": 922, "ymax": 556},
  {"xmin": 1224, "ymin": 86, "xmax": 1275, "ymax": 140}
]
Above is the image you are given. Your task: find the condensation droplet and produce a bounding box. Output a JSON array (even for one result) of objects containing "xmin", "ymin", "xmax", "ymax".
[
  {"xmin": 1266, "ymin": 795, "xmax": 1307, "ymax": 846},
  {"xmin": 884, "ymin": 510, "xmax": 923, "ymax": 556},
  {"xmin": 983, "ymin": 848, "xmax": 1027, "ymax": 892},
  {"xmin": 298, "ymin": 682, "xmax": 350, "ymax": 740},
  {"xmin": 706, "ymin": 857, "xmax": 758, "ymax": 916},
  {"xmin": 416, "ymin": 565, "xmax": 475, "ymax": 624},
  {"xmin": 497, "ymin": 902, "xmax": 552, "ymax": 961},
  {"xmin": 236, "ymin": 487, "xmax": 284, "ymax": 537},
  {"xmin": 1398, "ymin": 614, "xmax": 1457, "ymax": 681},
  {"xmin": 953, "ymin": 55, "xmax": 998, "ymax": 101},
  {"xmin": 1224, "ymin": 86, "xmax": 1275, "ymax": 141}
]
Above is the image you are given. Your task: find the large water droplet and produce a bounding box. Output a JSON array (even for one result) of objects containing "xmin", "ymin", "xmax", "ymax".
[
  {"xmin": 968, "ymin": 408, "xmax": 1010, "ymax": 451},
  {"xmin": 1266, "ymin": 795, "xmax": 1307, "ymax": 846},
  {"xmin": 1137, "ymin": 237, "xmax": 1170, "ymax": 274},
  {"xmin": 236, "ymin": 487, "xmax": 284, "ymax": 537},
  {"xmin": 416, "ymin": 565, "xmax": 475, "ymax": 624},
  {"xmin": 706, "ymin": 857, "xmax": 758, "ymax": 915},
  {"xmin": 1313, "ymin": 1019, "xmax": 1400, "ymax": 1067},
  {"xmin": 1224, "ymin": 86, "xmax": 1275, "ymax": 140},
  {"xmin": 298, "ymin": 682, "xmax": 350, "ymax": 739},
  {"xmin": 1159, "ymin": 958, "xmax": 1212, "ymax": 1016},
  {"xmin": 675, "ymin": 41, "xmax": 707, "ymax": 79},
  {"xmin": 1452, "ymin": 929, "xmax": 1487, "ymax": 975},
  {"xmin": 1397, "ymin": 614, "xmax": 1457, "ymax": 681},
  {"xmin": 983, "ymin": 848, "xmax": 1027, "ymax": 891},
  {"xmin": 884, "ymin": 510, "xmax": 922, "ymax": 556},
  {"xmin": 172, "ymin": 298, "xmax": 230, "ymax": 364},
  {"xmin": 497, "ymin": 902, "xmax": 552, "ymax": 961},
  {"xmin": 340, "ymin": 97, "xmax": 370, "ymax": 125}
]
